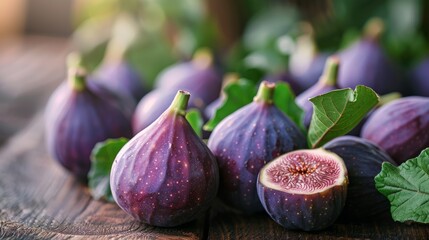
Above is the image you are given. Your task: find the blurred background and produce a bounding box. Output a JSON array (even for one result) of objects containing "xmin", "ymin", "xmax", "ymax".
[{"xmin": 0, "ymin": 0, "xmax": 428, "ymax": 142}]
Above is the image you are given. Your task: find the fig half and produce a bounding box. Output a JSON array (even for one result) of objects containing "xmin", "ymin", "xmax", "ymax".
[
  {"xmin": 257, "ymin": 149, "xmax": 348, "ymax": 231},
  {"xmin": 111, "ymin": 90, "xmax": 219, "ymax": 227}
]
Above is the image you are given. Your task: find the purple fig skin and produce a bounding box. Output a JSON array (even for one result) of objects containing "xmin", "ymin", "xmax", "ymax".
[
  {"xmin": 111, "ymin": 91, "xmax": 219, "ymax": 227},
  {"xmin": 410, "ymin": 57, "xmax": 429, "ymax": 96},
  {"xmin": 296, "ymin": 56, "xmax": 339, "ymax": 127},
  {"xmin": 45, "ymin": 74, "xmax": 133, "ymax": 180},
  {"xmin": 207, "ymin": 82, "xmax": 307, "ymax": 214},
  {"xmin": 323, "ymin": 136, "xmax": 397, "ymax": 221},
  {"xmin": 337, "ymin": 39, "xmax": 400, "ymax": 95},
  {"xmin": 95, "ymin": 61, "xmax": 148, "ymax": 102},
  {"xmin": 257, "ymin": 149, "xmax": 348, "ymax": 231},
  {"xmin": 264, "ymin": 71, "xmax": 303, "ymax": 95},
  {"xmin": 290, "ymin": 53, "xmax": 329, "ymax": 92},
  {"xmin": 361, "ymin": 96, "xmax": 429, "ymax": 164}
]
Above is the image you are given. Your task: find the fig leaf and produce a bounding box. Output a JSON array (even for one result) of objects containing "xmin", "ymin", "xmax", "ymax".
[
  {"xmin": 273, "ymin": 82, "xmax": 306, "ymax": 134},
  {"xmin": 375, "ymin": 148, "xmax": 429, "ymax": 224},
  {"xmin": 203, "ymin": 79, "xmax": 257, "ymax": 131},
  {"xmin": 186, "ymin": 109, "xmax": 203, "ymax": 137},
  {"xmin": 88, "ymin": 138, "xmax": 129, "ymax": 202},
  {"xmin": 308, "ymin": 85, "xmax": 379, "ymax": 148}
]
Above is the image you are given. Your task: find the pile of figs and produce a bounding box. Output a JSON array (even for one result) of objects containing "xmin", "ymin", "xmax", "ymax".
[{"xmin": 44, "ymin": 15, "xmax": 429, "ymax": 232}]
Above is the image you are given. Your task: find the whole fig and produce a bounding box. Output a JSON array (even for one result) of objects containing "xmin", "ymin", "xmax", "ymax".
[
  {"xmin": 361, "ymin": 96, "xmax": 429, "ymax": 164},
  {"xmin": 45, "ymin": 68, "xmax": 133, "ymax": 180},
  {"xmin": 111, "ymin": 90, "xmax": 219, "ymax": 227},
  {"xmin": 257, "ymin": 148, "xmax": 348, "ymax": 231},
  {"xmin": 154, "ymin": 49, "xmax": 222, "ymax": 109},
  {"xmin": 324, "ymin": 136, "xmax": 397, "ymax": 221},
  {"xmin": 296, "ymin": 56, "xmax": 339, "ymax": 127},
  {"xmin": 208, "ymin": 81, "xmax": 307, "ymax": 214},
  {"xmin": 337, "ymin": 18, "xmax": 401, "ymax": 95}
]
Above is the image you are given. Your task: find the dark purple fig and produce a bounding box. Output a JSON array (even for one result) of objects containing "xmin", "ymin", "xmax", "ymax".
[
  {"xmin": 296, "ymin": 56, "xmax": 339, "ymax": 127},
  {"xmin": 257, "ymin": 148, "xmax": 348, "ymax": 231},
  {"xmin": 154, "ymin": 49, "xmax": 222, "ymax": 109},
  {"xmin": 111, "ymin": 91, "xmax": 219, "ymax": 227},
  {"xmin": 410, "ymin": 57, "xmax": 429, "ymax": 96},
  {"xmin": 264, "ymin": 71, "xmax": 302, "ymax": 95},
  {"xmin": 45, "ymin": 68, "xmax": 133, "ymax": 180},
  {"xmin": 95, "ymin": 61, "xmax": 147, "ymax": 102},
  {"xmin": 289, "ymin": 32, "xmax": 329, "ymax": 91},
  {"xmin": 323, "ymin": 136, "xmax": 397, "ymax": 221},
  {"xmin": 361, "ymin": 96, "xmax": 429, "ymax": 164},
  {"xmin": 207, "ymin": 81, "xmax": 307, "ymax": 214},
  {"xmin": 337, "ymin": 18, "xmax": 401, "ymax": 95}
]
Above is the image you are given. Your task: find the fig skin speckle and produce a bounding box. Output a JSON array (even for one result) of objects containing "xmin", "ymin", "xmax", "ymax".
[
  {"xmin": 111, "ymin": 100, "xmax": 219, "ymax": 227},
  {"xmin": 208, "ymin": 95, "xmax": 306, "ymax": 214},
  {"xmin": 361, "ymin": 96, "xmax": 429, "ymax": 164}
]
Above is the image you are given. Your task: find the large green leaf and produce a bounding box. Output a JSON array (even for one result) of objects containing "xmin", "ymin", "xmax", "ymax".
[
  {"xmin": 375, "ymin": 148, "xmax": 429, "ymax": 223},
  {"xmin": 308, "ymin": 85, "xmax": 379, "ymax": 148}
]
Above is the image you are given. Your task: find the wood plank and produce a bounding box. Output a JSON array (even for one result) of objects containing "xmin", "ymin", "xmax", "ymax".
[
  {"xmin": 207, "ymin": 202, "xmax": 429, "ymax": 239},
  {"xmin": 0, "ymin": 114, "xmax": 206, "ymax": 239}
]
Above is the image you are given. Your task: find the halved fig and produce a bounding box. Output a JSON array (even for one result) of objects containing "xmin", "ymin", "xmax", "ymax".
[{"xmin": 257, "ymin": 149, "xmax": 348, "ymax": 231}]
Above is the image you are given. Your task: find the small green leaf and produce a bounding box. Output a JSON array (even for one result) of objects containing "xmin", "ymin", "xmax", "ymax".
[
  {"xmin": 88, "ymin": 138, "xmax": 129, "ymax": 202},
  {"xmin": 273, "ymin": 82, "xmax": 306, "ymax": 134},
  {"xmin": 203, "ymin": 80, "xmax": 257, "ymax": 131},
  {"xmin": 375, "ymin": 148, "xmax": 429, "ymax": 223},
  {"xmin": 186, "ymin": 109, "xmax": 203, "ymax": 137},
  {"xmin": 308, "ymin": 85, "xmax": 379, "ymax": 148}
]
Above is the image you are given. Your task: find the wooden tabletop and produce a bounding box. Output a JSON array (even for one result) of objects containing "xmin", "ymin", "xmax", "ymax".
[{"xmin": 1, "ymin": 36, "xmax": 429, "ymax": 240}]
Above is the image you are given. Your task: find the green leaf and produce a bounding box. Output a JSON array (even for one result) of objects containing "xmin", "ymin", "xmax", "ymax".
[
  {"xmin": 308, "ymin": 85, "xmax": 379, "ymax": 148},
  {"xmin": 203, "ymin": 79, "xmax": 257, "ymax": 131},
  {"xmin": 88, "ymin": 138, "xmax": 129, "ymax": 202},
  {"xmin": 273, "ymin": 82, "xmax": 306, "ymax": 134},
  {"xmin": 375, "ymin": 148, "xmax": 429, "ymax": 223},
  {"xmin": 186, "ymin": 109, "xmax": 203, "ymax": 137}
]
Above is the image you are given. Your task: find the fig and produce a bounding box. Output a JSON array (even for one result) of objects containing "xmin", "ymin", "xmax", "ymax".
[
  {"xmin": 110, "ymin": 91, "xmax": 219, "ymax": 227},
  {"xmin": 323, "ymin": 136, "xmax": 397, "ymax": 221},
  {"xmin": 45, "ymin": 67, "xmax": 133, "ymax": 180},
  {"xmin": 207, "ymin": 81, "xmax": 307, "ymax": 214},
  {"xmin": 296, "ymin": 56, "xmax": 339, "ymax": 127},
  {"xmin": 409, "ymin": 57, "xmax": 429, "ymax": 96},
  {"xmin": 154, "ymin": 49, "xmax": 222, "ymax": 109},
  {"xmin": 257, "ymin": 148, "xmax": 348, "ymax": 231},
  {"xmin": 337, "ymin": 18, "xmax": 401, "ymax": 95},
  {"xmin": 361, "ymin": 96, "xmax": 429, "ymax": 164}
]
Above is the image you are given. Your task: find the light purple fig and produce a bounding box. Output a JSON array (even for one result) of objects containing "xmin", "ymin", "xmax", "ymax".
[
  {"xmin": 208, "ymin": 81, "xmax": 307, "ymax": 214},
  {"xmin": 111, "ymin": 91, "xmax": 219, "ymax": 227},
  {"xmin": 257, "ymin": 149, "xmax": 348, "ymax": 231},
  {"xmin": 45, "ymin": 67, "xmax": 133, "ymax": 180},
  {"xmin": 296, "ymin": 56, "xmax": 339, "ymax": 127},
  {"xmin": 361, "ymin": 96, "xmax": 429, "ymax": 164}
]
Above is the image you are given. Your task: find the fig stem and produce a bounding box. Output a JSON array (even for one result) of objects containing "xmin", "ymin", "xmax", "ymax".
[
  {"xmin": 67, "ymin": 52, "xmax": 83, "ymax": 69},
  {"xmin": 254, "ymin": 81, "xmax": 275, "ymax": 104},
  {"xmin": 192, "ymin": 48, "xmax": 213, "ymax": 69},
  {"xmin": 363, "ymin": 18, "xmax": 384, "ymax": 41},
  {"xmin": 378, "ymin": 92, "xmax": 401, "ymax": 107},
  {"xmin": 169, "ymin": 90, "xmax": 190, "ymax": 116},
  {"xmin": 319, "ymin": 56, "xmax": 340, "ymax": 86},
  {"xmin": 68, "ymin": 68, "xmax": 87, "ymax": 92}
]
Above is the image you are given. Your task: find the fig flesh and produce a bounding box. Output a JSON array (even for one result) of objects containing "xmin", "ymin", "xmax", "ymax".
[
  {"xmin": 111, "ymin": 91, "xmax": 219, "ymax": 227},
  {"xmin": 45, "ymin": 68, "xmax": 133, "ymax": 180},
  {"xmin": 324, "ymin": 136, "xmax": 397, "ymax": 221},
  {"xmin": 257, "ymin": 149, "xmax": 348, "ymax": 231},
  {"xmin": 208, "ymin": 81, "xmax": 307, "ymax": 214},
  {"xmin": 361, "ymin": 96, "xmax": 429, "ymax": 164},
  {"xmin": 296, "ymin": 56, "xmax": 339, "ymax": 127}
]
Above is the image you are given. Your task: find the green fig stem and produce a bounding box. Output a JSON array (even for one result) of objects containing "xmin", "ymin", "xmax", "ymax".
[
  {"xmin": 254, "ymin": 81, "xmax": 275, "ymax": 104},
  {"xmin": 68, "ymin": 68, "xmax": 87, "ymax": 92},
  {"xmin": 377, "ymin": 92, "xmax": 401, "ymax": 107},
  {"xmin": 169, "ymin": 90, "xmax": 190, "ymax": 116},
  {"xmin": 319, "ymin": 56, "xmax": 340, "ymax": 86},
  {"xmin": 192, "ymin": 48, "xmax": 213, "ymax": 69},
  {"xmin": 363, "ymin": 17, "xmax": 384, "ymax": 41},
  {"xmin": 67, "ymin": 52, "xmax": 83, "ymax": 69}
]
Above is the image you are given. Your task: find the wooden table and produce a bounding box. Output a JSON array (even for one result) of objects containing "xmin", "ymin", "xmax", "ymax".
[{"xmin": 1, "ymin": 36, "xmax": 429, "ymax": 239}]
